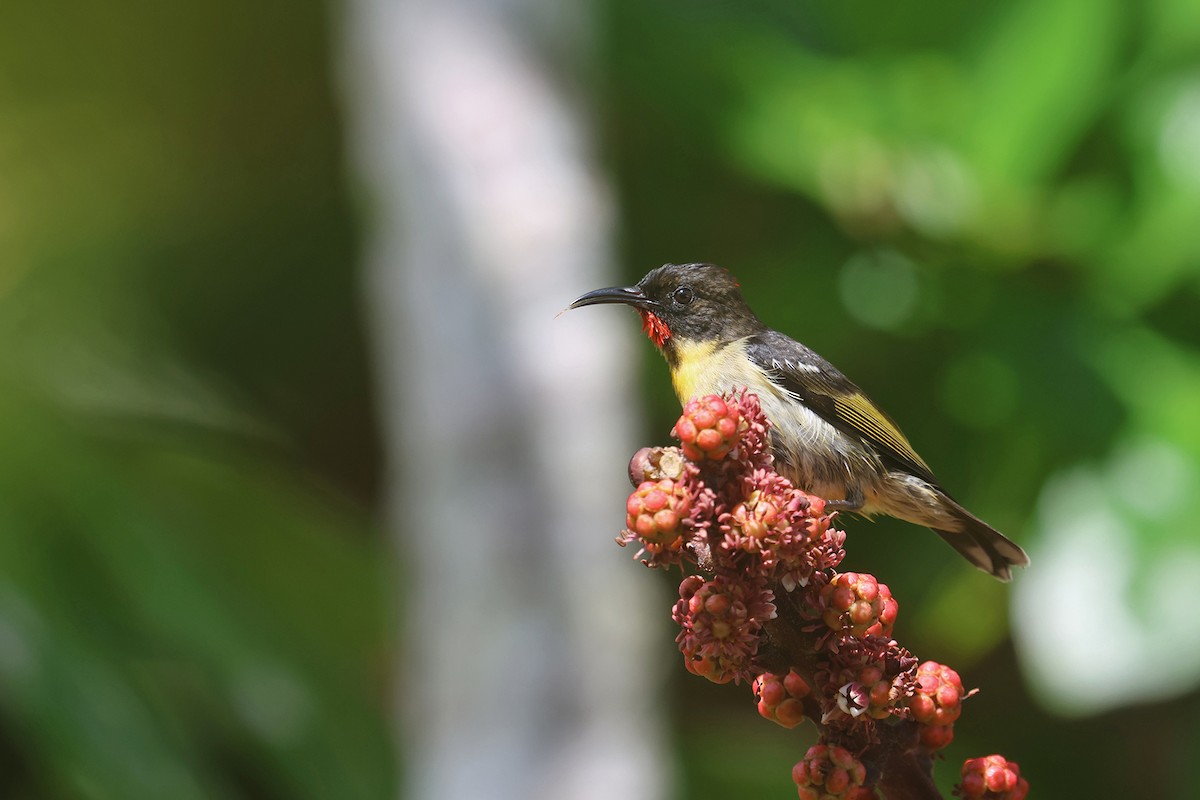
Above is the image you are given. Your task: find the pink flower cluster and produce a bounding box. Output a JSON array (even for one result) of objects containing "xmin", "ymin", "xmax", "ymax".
[
  {"xmin": 910, "ymin": 660, "xmax": 969, "ymax": 750},
  {"xmin": 672, "ymin": 573, "xmax": 775, "ymax": 684},
  {"xmin": 955, "ymin": 755, "xmax": 1029, "ymax": 800},
  {"xmin": 616, "ymin": 391, "xmax": 1027, "ymax": 798},
  {"xmin": 791, "ymin": 744, "xmax": 873, "ymax": 800}
]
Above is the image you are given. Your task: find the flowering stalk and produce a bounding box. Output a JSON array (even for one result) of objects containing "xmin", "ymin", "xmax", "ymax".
[{"xmin": 617, "ymin": 390, "xmax": 1027, "ymax": 799}]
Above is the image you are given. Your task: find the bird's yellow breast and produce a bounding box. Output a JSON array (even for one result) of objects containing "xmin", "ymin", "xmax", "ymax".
[{"xmin": 669, "ymin": 337, "xmax": 764, "ymax": 404}]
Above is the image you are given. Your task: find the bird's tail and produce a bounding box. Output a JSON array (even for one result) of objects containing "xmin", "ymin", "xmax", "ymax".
[{"xmin": 933, "ymin": 500, "xmax": 1030, "ymax": 582}]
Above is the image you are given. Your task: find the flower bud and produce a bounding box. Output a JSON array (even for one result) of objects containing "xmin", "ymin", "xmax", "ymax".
[
  {"xmin": 909, "ymin": 661, "xmax": 966, "ymax": 750},
  {"xmin": 955, "ymin": 754, "xmax": 1028, "ymax": 800},
  {"xmin": 673, "ymin": 395, "xmax": 742, "ymax": 461},
  {"xmin": 626, "ymin": 478, "xmax": 692, "ymax": 546},
  {"xmin": 819, "ymin": 572, "xmax": 898, "ymax": 638},
  {"xmin": 753, "ymin": 670, "xmax": 811, "ymax": 728}
]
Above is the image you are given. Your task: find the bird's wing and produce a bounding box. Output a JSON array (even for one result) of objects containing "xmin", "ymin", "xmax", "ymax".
[{"xmin": 745, "ymin": 332, "xmax": 941, "ymax": 487}]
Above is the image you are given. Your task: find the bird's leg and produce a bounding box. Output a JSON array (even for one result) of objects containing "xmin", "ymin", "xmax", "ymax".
[{"xmin": 823, "ymin": 487, "xmax": 864, "ymax": 513}]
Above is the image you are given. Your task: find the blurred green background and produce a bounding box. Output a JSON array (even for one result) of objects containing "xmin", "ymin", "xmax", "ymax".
[{"xmin": 2, "ymin": 0, "xmax": 1200, "ymax": 798}]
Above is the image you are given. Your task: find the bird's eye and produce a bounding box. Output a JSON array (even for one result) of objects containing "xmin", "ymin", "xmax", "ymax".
[{"xmin": 672, "ymin": 286, "xmax": 694, "ymax": 305}]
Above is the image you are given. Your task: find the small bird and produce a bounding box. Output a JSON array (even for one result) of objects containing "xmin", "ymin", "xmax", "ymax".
[{"xmin": 570, "ymin": 262, "xmax": 1029, "ymax": 580}]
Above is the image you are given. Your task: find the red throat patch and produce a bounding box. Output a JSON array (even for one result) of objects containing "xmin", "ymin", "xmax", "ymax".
[{"xmin": 638, "ymin": 310, "xmax": 672, "ymax": 348}]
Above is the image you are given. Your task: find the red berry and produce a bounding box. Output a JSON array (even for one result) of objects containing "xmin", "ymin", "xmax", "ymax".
[
  {"xmin": 820, "ymin": 572, "xmax": 898, "ymax": 638},
  {"xmin": 673, "ymin": 395, "xmax": 742, "ymax": 461},
  {"xmin": 920, "ymin": 724, "xmax": 955, "ymax": 750},
  {"xmin": 784, "ymin": 670, "xmax": 810, "ymax": 697},
  {"xmin": 774, "ymin": 699, "xmax": 806, "ymax": 728}
]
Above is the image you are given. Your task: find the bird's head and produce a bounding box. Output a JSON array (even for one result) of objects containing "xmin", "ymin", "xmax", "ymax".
[{"xmin": 569, "ymin": 263, "xmax": 764, "ymax": 352}]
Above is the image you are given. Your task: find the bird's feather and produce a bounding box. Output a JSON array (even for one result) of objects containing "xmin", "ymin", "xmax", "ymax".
[{"xmin": 744, "ymin": 331, "xmax": 940, "ymax": 489}]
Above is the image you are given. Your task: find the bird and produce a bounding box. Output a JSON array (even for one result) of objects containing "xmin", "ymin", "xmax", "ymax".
[{"xmin": 569, "ymin": 262, "xmax": 1029, "ymax": 581}]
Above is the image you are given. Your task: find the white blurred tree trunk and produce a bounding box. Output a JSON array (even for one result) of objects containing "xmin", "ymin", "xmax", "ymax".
[{"xmin": 338, "ymin": 2, "xmax": 669, "ymax": 800}]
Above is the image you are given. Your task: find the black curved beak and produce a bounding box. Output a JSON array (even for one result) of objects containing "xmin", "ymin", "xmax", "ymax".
[{"xmin": 569, "ymin": 285, "xmax": 653, "ymax": 311}]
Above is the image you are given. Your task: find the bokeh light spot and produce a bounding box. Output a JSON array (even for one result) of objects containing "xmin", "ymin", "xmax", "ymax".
[{"xmin": 837, "ymin": 249, "xmax": 919, "ymax": 331}]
